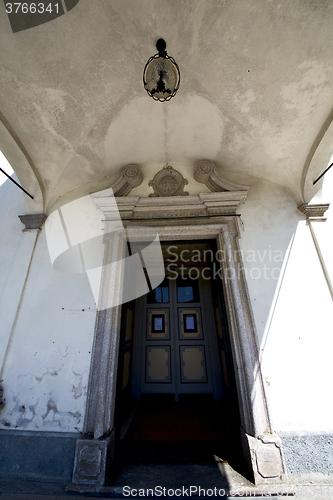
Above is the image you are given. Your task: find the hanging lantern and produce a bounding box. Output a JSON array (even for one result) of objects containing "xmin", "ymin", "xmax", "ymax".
[{"xmin": 143, "ymin": 39, "xmax": 180, "ymax": 102}]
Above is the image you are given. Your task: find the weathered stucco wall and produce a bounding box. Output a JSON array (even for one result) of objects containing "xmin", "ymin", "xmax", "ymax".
[
  {"xmin": 0, "ymin": 185, "xmax": 97, "ymax": 433},
  {"xmin": 0, "ymin": 174, "xmax": 332, "ymax": 435}
]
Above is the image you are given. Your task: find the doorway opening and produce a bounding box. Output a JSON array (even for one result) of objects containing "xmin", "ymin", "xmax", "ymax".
[{"xmin": 112, "ymin": 241, "xmax": 249, "ymax": 479}]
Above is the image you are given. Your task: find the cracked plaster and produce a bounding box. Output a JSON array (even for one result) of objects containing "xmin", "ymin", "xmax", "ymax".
[
  {"xmin": 0, "ymin": 223, "xmax": 96, "ymax": 433},
  {"xmin": 1, "ymin": 343, "xmax": 87, "ymax": 432}
]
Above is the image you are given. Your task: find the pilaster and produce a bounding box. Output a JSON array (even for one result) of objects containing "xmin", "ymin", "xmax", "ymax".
[
  {"xmin": 71, "ymin": 229, "xmax": 127, "ymax": 490},
  {"xmin": 216, "ymin": 224, "xmax": 288, "ymax": 485}
]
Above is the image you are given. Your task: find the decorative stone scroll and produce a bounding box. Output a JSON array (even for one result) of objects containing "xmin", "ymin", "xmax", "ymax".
[
  {"xmin": 194, "ymin": 160, "xmax": 250, "ymax": 192},
  {"xmin": 148, "ymin": 165, "xmax": 189, "ymax": 197},
  {"xmin": 109, "ymin": 164, "xmax": 143, "ymax": 197}
]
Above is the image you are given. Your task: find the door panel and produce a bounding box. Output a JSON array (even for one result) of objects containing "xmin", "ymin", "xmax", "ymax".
[
  {"xmin": 180, "ymin": 345, "xmax": 207, "ymax": 383},
  {"xmin": 146, "ymin": 346, "xmax": 171, "ymax": 383}
]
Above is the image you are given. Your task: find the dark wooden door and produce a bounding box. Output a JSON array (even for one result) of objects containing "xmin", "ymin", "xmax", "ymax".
[{"xmin": 132, "ymin": 270, "xmax": 223, "ymax": 401}]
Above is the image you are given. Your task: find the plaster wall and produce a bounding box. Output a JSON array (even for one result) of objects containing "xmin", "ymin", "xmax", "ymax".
[
  {"xmin": 238, "ymin": 178, "xmax": 333, "ymax": 433},
  {"xmin": 1, "ymin": 175, "xmax": 332, "ymax": 435},
  {"xmin": 0, "ymin": 177, "xmax": 36, "ymax": 371},
  {"xmin": 0, "ymin": 190, "xmax": 98, "ymax": 433},
  {"xmin": 2, "ymin": 0, "xmax": 333, "ymax": 210},
  {"xmin": 235, "ymin": 177, "xmax": 302, "ymax": 346},
  {"xmin": 261, "ymin": 219, "xmax": 333, "ymax": 433}
]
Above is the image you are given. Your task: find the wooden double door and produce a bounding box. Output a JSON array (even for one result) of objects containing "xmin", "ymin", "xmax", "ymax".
[{"xmin": 131, "ymin": 270, "xmax": 223, "ymax": 401}]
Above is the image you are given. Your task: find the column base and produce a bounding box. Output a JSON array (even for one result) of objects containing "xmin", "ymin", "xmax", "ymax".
[
  {"xmin": 241, "ymin": 428, "xmax": 288, "ymax": 485},
  {"xmin": 69, "ymin": 430, "xmax": 115, "ymax": 492}
]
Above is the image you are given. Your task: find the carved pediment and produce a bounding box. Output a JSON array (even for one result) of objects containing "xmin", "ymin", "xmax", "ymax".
[
  {"xmin": 194, "ymin": 160, "xmax": 250, "ymax": 192},
  {"xmin": 92, "ymin": 162, "xmax": 250, "ymax": 222},
  {"xmin": 92, "ymin": 161, "xmax": 250, "ymax": 211}
]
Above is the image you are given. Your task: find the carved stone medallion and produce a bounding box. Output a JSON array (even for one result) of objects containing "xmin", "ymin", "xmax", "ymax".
[{"xmin": 148, "ymin": 166, "xmax": 189, "ymax": 197}]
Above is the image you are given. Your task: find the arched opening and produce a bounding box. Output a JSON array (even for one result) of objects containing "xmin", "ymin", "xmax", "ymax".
[{"xmin": 0, "ymin": 151, "xmax": 14, "ymax": 187}]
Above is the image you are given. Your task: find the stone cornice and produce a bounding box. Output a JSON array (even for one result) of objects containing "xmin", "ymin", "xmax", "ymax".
[
  {"xmin": 91, "ymin": 191, "xmax": 249, "ymax": 222},
  {"xmin": 298, "ymin": 203, "xmax": 330, "ymax": 220}
]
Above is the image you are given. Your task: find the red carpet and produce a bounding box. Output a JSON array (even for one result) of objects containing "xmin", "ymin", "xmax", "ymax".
[{"xmin": 124, "ymin": 394, "xmax": 226, "ymax": 441}]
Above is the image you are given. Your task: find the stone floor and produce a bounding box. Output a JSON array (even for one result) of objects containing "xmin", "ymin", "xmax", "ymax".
[
  {"xmin": 1, "ymin": 465, "xmax": 333, "ymax": 499},
  {"xmin": 1, "ymin": 404, "xmax": 332, "ymax": 500}
]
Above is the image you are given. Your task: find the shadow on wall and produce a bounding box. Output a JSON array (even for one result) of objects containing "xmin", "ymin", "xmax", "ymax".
[
  {"xmin": 237, "ymin": 177, "xmax": 303, "ymax": 348},
  {"xmin": 259, "ymin": 170, "xmax": 333, "ymax": 433}
]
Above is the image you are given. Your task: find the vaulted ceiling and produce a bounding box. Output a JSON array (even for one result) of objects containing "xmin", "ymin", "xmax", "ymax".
[{"xmin": 1, "ymin": 0, "xmax": 333, "ymax": 214}]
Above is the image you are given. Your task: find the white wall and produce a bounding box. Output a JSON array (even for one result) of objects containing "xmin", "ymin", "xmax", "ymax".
[
  {"xmin": 0, "ymin": 177, "xmax": 36, "ymax": 371},
  {"xmin": 238, "ymin": 176, "xmax": 333, "ymax": 433},
  {"xmin": 0, "ymin": 185, "xmax": 97, "ymax": 433},
  {"xmin": 1, "ymin": 172, "xmax": 332, "ymax": 435},
  {"xmin": 238, "ymin": 178, "xmax": 301, "ymax": 346},
  {"xmin": 261, "ymin": 219, "xmax": 333, "ymax": 433}
]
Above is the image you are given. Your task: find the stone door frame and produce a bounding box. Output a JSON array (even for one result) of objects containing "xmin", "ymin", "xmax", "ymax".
[{"xmin": 71, "ymin": 192, "xmax": 288, "ymax": 491}]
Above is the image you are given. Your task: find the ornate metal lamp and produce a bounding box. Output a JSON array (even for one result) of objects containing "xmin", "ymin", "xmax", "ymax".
[{"xmin": 143, "ymin": 39, "xmax": 180, "ymax": 102}]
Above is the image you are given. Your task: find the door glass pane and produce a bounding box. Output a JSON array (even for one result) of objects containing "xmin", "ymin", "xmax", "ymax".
[
  {"xmin": 185, "ymin": 314, "xmax": 196, "ymax": 331},
  {"xmin": 154, "ymin": 317, "xmax": 163, "ymax": 331},
  {"xmin": 152, "ymin": 315, "xmax": 165, "ymax": 332},
  {"xmin": 176, "ymin": 276, "xmax": 200, "ymax": 303},
  {"xmin": 147, "ymin": 277, "xmax": 169, "ymax": 303}
]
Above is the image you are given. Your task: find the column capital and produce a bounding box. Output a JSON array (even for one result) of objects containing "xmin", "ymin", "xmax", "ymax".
[
  {"xmin": 18, "ymin": 214, "xmax": 46, "ymax": 231},
  {"xmin": 298, "ymin": 203, "xmax": 330, "ymax": 220}
]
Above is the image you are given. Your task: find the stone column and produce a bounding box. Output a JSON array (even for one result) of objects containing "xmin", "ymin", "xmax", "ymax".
[
  {"xmin": 71, "ymin": 225, "xmax": 127, "ymax": 491},
  {"xmin": 217, "ymin": 220, "xmax": 288, "ymax": 485}
]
